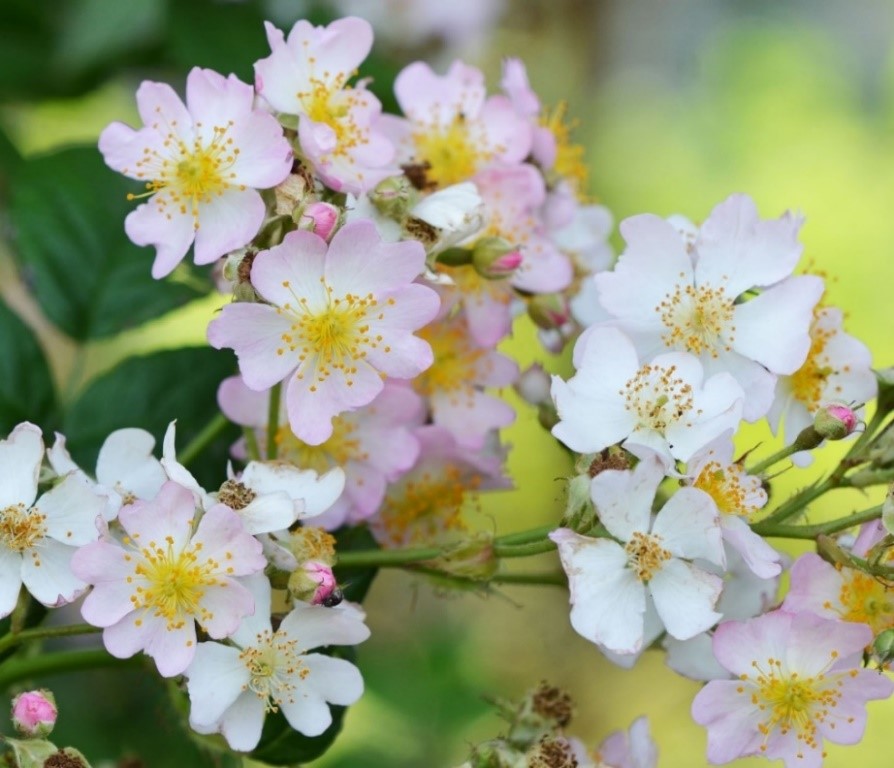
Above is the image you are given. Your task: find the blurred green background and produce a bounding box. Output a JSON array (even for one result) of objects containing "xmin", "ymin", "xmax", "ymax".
[{"xmin": 1, "ymin": 0, "xmax": 893, "ymax": 766}]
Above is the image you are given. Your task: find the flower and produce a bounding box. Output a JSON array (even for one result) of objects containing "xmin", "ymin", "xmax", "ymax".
[
  {"xmin": 207, "ymin": 220, "xmax": 440, "ymax": 445},
  {"xmin": 590, "ymin": 194, "xmax": 824, "ymax": 421},
  {"xmin": 255, "ymin": 17, "xmax": 397, "ymax": 194},
  {"xmin": 185, "ymin": 575, "xmax": 369, "ymax": 751},
  {"xmin": 569, "ymin": 716, "xmax": 658, "ymax": 768},
  {"xmin": 99, "ymin": 67, "xmax": 292, "ymax": 278},
  {"xmin": 692, "ymin": 610, "xmax": 894, "ymax": 767},
  {"xmin": 11, "ymin": 690, "xmax": 57, "ymax": 738},
  {"xmin": 551, "ymin": 326, "xmax": 745, "ymax": 469},
  {"xmin": 71, "ymin": 481, "xmax": 266, "ymax": 677},
  {"xmin": 0, "ymin": 423, "xmax": 109, "ymax": 618},
  {"xmin": 550, "ymin": 454, "xmax": 725, "ymax": 655}
]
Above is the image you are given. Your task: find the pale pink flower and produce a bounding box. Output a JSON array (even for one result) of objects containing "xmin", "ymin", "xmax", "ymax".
[
  {"xmin": 550, "ymin": 454, "xmax": 725, "ymax": 655},
  {"xmin": 591, "ymin": 194, "xmax": 824, "ymax": 421},
  {"xmin": 186, "ymin": 575, "xmax": 368, "ymax": 751},
  {"xmin": 207, "ymin": 220, "xmax": 440, "ymax": 446},
  {"xmin": 255, "ymin": 17, "xmax": 397, "ymax": 194},
  {"xmin": 71, "ymin": 481, "xmax": 266, "ymax": 677},
  {"xmin": 0, "ymin": 423, "xmax": 109, "ymax": 618},
  {"xmin": 569, "ymin": 716, "xmax": 658, "ymax": 768},
  {"xmin": 551, "ymin": 327, "xmax": 745, "ymax": 468},
  {"xmin": 217, "ymin": 376, "xmax": 425, "ymax": 530},
  {"xmin": 99, "ymin": 67, "xmax": 292, "ymax": 278},
  {"xmin": 692, "ymin": 610, "xmax": 893, "ymax": 767},
  {"xmin": 685, "ymin": 434, "xmax": 781, "ymax": 578},
  {"xmin": 768, "ymin": 306, "xmax": 876, "ymax": 450},
  {"xmin": 379, "ymin": 60, "xmax": 532, "ymax": 190},
  {"xmin": 413, "ymin": 309, "xmax": 518, "ymax": 451}
]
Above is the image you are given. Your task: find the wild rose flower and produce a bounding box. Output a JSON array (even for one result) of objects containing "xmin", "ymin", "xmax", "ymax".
[
  {"xmin": 550, "ymin": 454, "xmax": 725, "ymax": 655},
  {"xmin": 207, "ymin": 220, "xmax": 440, "ymax": 446},
  {"xmin": 591, "ymin": 194, "xmax": 824, "ymax": 421},
  {"xmin": 692, "ymin": 610, "xmax": 894, "ymax": 767},
  {"xmin": 551, "ymin": 326, "xmax": 745, "ymax": 469},
  {"xmin": 255, "ymin": 17, "xmax": 397, "ymax": 194},
  {"xmin": 218, "ymin": 376, "xmax": 424, "ymax": 529},
  {"xmin": 380, "ymin": 60, "xmax": 532, "ymax": 189},
  {"xmin": 99, "ymin": 67, "xmax": 292, "ymax": 278},
  {"xmin": 71, "ymin": 481, "xmax": 266, "ymax": 677},
  {"xmin": 186, "ymin": 575, "xmax": 369, "ymax": 751},
  {"xmin": 568, "ymin": 716, "xmax": 658, "ymax": 768},
  {"xmin": 0, "ymin": 423, "xmax": 109, "ymax": 618}
]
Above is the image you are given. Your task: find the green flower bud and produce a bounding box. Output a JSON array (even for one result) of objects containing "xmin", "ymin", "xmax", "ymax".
[
  {"xmin": 813, "ymin": 404, "xmax": 858, "ymax": 440},
  {"xmin": 472, "ymin": 237, "xmax": 523, "ymax": 280},
  {"xmin": 370, "ymin": 175, "xmax": 414, "ymax": 218}
]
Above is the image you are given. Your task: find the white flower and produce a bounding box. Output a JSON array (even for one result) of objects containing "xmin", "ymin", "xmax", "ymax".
[
  {"xmin": 550, "ymin": 454, "xmax": 725, "ymax": 655},
  {"xmin": 551, "ymin": 326, "xmax": 744, "ymax": 469},
  {"xmin": 186, "ymin": 575, "xmax": 369, "ymax": 751},
  {"xmin": 590, "ymin": 194, "xmax": 824, "ymax": 421},
  {"xmin": 0, "ymin": 424, "xmax": 109, "ymax": 617}
]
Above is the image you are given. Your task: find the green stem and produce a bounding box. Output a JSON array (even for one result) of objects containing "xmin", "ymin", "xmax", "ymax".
[
  {"xmin": 493, "ymin": 525, "xmax": 556, "ymax": 546},
  {"xmin": 0, "ymin": 649, "xmax": 140, "ymax": 691},
  {"xmin": 758, "ymin": 476, "xmax": 839, "ymax": 527},
  {"xmin": 266, "ymin": 383, "xmax": 282, "ymax": 460},
  {"xmin": 493, "ymin": 538, "xmax": 556, "ymax": 558},
  {"xmin": 177, "ymin": 413, "xmax": 230, "ymax": 467},
  {"xmin": 336, "ymin": 546, "xmax": 443, "ymax": 569},
  {"xmin": 243, "ymin": 427, "xmax": 261, "ymax": 462},
  {"xmin": 841, "ymin": 407, "xmax": 889, "ymax": 464},
  {"xmin": 748, "ymin": 427, "xmax": 823, "ymax": 476},
  {"xmin": 751, "ymin": 504, "xmax": 882, "ymax": 539},
  {"xmin": 0, "ymin": 624, "xmax": 100, "ymax": 656}
]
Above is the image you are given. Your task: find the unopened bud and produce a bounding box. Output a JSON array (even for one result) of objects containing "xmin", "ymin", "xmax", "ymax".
[
  {"xmin": 472, "ymin": 237, "xmax": 523, "ymax": 279},
  {"xmin": 288, "ymin": 560, "xmax": 342, "ymax": 606},
  {"xmin": 12, "ymin": 690, "xmax": 57, "ymax": 737},
  {"xmin": 514, "ymin": 364, "xmax": 551, "ymax": 406},
  {"xmin": 298, "ymin": 201, "xmax": 340, "ymax": 241},
  {"xmin": 791, "ymin": 425, "xmax": 825, "ymax": 453},
  {"xmin": 370, "ymin": 175, "xmax": 413, "ymax": 218},
  {"xmin": 527, "ymin": 294, "xmax": 570, "ymax": 331},
  {"xmin": 873, "ymin": 628, "xmax": 894, "ymax": 668},
  {"xmin": 814, "ymin": 403, "xmax": 859, "ymax": 440},
  {"xmin": 427, "ymin": 534, "xmax": 498, "ymax": 582}
]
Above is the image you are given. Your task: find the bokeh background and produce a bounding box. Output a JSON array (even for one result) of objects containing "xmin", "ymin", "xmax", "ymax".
[{"xmin": 1, "ymin": 0, "xmax": 893, "ymax": 766}]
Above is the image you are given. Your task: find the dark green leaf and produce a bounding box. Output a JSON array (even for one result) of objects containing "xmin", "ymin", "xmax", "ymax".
[
  {"xmin": 0, "ymin": 299, "xmax": 56, "ymax": 435},
  {"xmin": 63, "ymin": 347, "xmax": 238, "ymax": 489},
  {"xmin": 334, "ymin": 525, "xmax": 379, "ymax": 604},
  {"xmin": 10, "ymin": 146, "xmax": 208, "ymax": 341}
]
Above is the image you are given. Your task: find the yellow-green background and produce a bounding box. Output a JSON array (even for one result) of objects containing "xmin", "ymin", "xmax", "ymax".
[{"xmin": 2, "ymin": 1, "xmax": 893, "ymax": 766}]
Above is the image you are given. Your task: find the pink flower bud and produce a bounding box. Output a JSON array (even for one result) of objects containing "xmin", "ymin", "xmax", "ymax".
[
  {"xmin": 814, "ymin": 403, "xmax": 859, "ymax": 440},
  {"xmin": 11, "ymin": 690, "xmax": 57, "ymax": 737},
  {"xmin": 299, "ymin": 202, "xmax": 340, "ymax": 242},
  {"xmin": 472, "ymin": 236, "xmax": 523, "ymax": 279},
  {"xmin": 527, "ymin": 293, "xmax": 571, "ymax": 330},
  {"xmin": 288, "ymin": 560, "xmax": 342, "ymax": 606}
]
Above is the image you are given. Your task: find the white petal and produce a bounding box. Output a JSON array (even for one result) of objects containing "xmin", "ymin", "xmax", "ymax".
[
  {"xmin": 186, "ymin": 641, "xmax": 249, "ymax": 727},
  {"xmin": 0, "ymin": 548, "xmax": 23, "ymax": 618},
  {"xmin": 649, "ymin": 559, "xmax": 722, "ymax": 640},
  {"xmin": 0, "ymin": 422, "xmax": 43, "ymax": 508},
  {"xmin": 218, "ymin": 691, "xmax": 267, "ymax": 751},
  {"xmin": 651, "ymin": 487, "xmax": 724, "ymax": 566},
  {"xmin": 279, "ymin": 602, "xmax": 370, "ymax": 651},
  {"xmin": 22, "ymin": 539, "xmax": 86, "ymax": 607},
  {"xmin": 589, "ymin": 455, "xmax": 664, "ymax": 542},
  {"xmin": 97, "ymin": 428, "xmax": 166, "ymax": 501},
  {"xmin": 39, "ymin": 473, "xmax": 108, "ymax": 546}
]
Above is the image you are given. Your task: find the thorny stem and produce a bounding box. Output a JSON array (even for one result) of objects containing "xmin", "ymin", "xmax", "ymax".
[{"xmin": 750, "ymin": 504, "xmax": 883, "ymax": 539}]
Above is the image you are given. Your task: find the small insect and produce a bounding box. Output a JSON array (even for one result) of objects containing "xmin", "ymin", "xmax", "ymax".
[{"xmin": 320, "ymin": 586, "xmax": 344, "ymax": 608}]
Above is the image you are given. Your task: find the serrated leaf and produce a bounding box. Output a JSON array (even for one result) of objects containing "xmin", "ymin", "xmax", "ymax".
[
  {"xmin": 10, "ymin": 146, "xmax": 209, "ymax": 341},
  {"xmin": 0, "ymin": 299, "xmax": 56, "ymax": 435},
  {"xmin": 62, "ymin": 347, "xmax": 238, "ymax": 489}
]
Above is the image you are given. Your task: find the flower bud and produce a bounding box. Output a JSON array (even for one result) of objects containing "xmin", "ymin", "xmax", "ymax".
[
  {"xmin": 288, "ymin": 560, "xmax": 342, "ymax": 606},
  {"xmin": 472, "ymin": 237, "xmax": 523, "ymax": 279},
  {"xmin": 298, "ymin": 201, "xmax": 340, "ymax": 242},
  {"xmin": 514, "ymin": 364, "xmax": 551, "ymax": 406},
  {"xmin": 11, "ymin": 690, "xmax": 57, "ymax": 737},
  {"xmin": 370, "ymin": 175, "xmax": 414, "ymax": 218},
  {"xmin": 872, "ymin": 628, "xmax": 894, "ymax": 668},
  {"xmin": 814, "ymin": 403, "xmax": 859, "ymax": 440},
  {"xmin": 527, "ymin": 294, "xmax": 570, "ymax": 331},
  {"xmin": 427, "ymin": 534, "xmax": 498, "ymax": 582}
]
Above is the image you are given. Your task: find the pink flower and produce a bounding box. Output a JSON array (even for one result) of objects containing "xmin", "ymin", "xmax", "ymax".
[
  {"xmin": 255, "ymin": 17, "xmax": 397, "ymax": 194},
  {"xmin": 379, "ymin": 60, "xmax": 532, "ymax": 189},
  {"xmin": 692, "ymin": 610, "xmax": 894, "ymax": 767},
  {"xmin": 99, "ymin": 67, "xmax": 292, "ymax": 278},
  {"xmin": 11, "ymin": 690, "xmax": 57, "ymax": 737},
  {"xmin": 71, "ymin": 481, "xmax": 266, "ymax": 677},
  {"xmin": 207, "ymin": 220, "xmax": 440, "ymax": 446}
]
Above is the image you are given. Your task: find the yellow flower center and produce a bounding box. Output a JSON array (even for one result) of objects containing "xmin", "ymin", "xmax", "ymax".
[
  {"xmin": 693, "ymin": 460, "xmax": 761, "ymax": 519},
  {"xmin": 541, "ymin": 101, "xmax": 588, "ymax": 197},
  {"xmin": 623, "ymin": 363, "xmax": 697, "ymax": 433},
  {"xmin": 831, "ymin": 567, "xmax": 894, "ymax": 635},
  {"xmin": 657, "ymin": 282, "xmax": 735, "ymax": 357},
  {"xmin": 789, "ymin": 312, "xmax": 836, "ymax": 410},
  {"xmin": 412, "ymin": 115, "xmax": 487, "ymax": 188},
  {"xmin": 240, "ymin": 629, "xmax": 309, "ymax": 711},
  {"xmin": 130, "ymin": 534, "xmax": 228, "ymax": 631},
  {"xmin": 127, "ymin": 116, "xmax": 241, "ymax": 229},
  {"xmin": 624, "ymin": 531, "xmax": 671, "ymax": 582},
  {"xmin": 298, "ymin": 78, "xmax": 367, "ymax": 156},
  {"xmin": 0, "ymin": 503, "xmax": 46, "ymax": 553},
  {"xmin": 275, "ymin": 281, "xmax": 392, "ymax": 391},
  {"xmin": 414, "ymin": 322, "xmax": 486, "ymax": 397},
  {"xmin": 276, "ymin": 417, "xmax": 364, "ymax": 472}
]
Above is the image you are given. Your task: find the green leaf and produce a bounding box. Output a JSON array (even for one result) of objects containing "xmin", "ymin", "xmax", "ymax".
[
  {"xmin": 10, "ymin": 146, "xmax": 209, "ymax": 341},
  {"xmin": 0, "ymin": 299, "xmax": 56, "ymax": 435},
  {"xmin": 334, "ymin": 525, "xmax": 379, "ymax": 605},
  {"xmin": 62, "ymin": 347, "xmax": 238, "ymax": 489}
]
